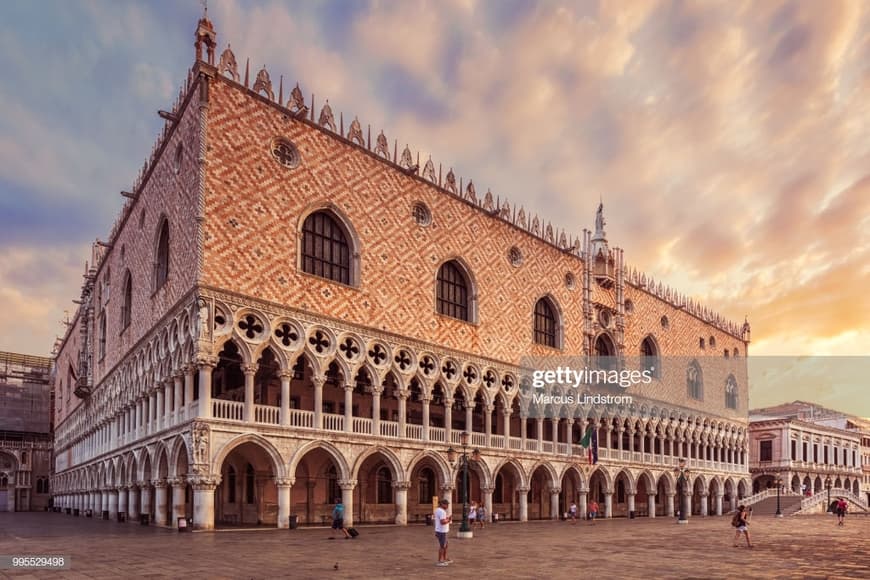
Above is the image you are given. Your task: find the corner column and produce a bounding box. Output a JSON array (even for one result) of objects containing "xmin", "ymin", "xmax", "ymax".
[
  {"xmin": 313, "ymin": 376, "xmax": 325, "ymax": 430},
  {"xmin": 518, "ymin": 486, "xmax": 529, "ymax": 522},
  {"xmin": 192, "ymin": 479, "xmax": 217, "ymax": 531},
  {"xmin": 197, "ymin": 359, "xmax": 215, "ymax": 419},
  {"xmin": 243, "ymin": 363, "xmax": 258, "ymax": 423},
  {"xmin": 343, "ymin": 384, "xmax": 353, "ymax": 433},
  {"xmin": 154, "ymin": 481, "xmax": 168, "ymax": 526}
]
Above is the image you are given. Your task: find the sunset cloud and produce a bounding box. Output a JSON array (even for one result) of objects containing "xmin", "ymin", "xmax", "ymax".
[{"xmin": 0, "ymin": 0, "xmax": 867, "ymax": 413}]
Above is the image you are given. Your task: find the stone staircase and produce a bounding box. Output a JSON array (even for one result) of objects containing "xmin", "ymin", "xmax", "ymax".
[{"xmin": 747, "ymin": 495, "xmax": 803, "ymax": 515}]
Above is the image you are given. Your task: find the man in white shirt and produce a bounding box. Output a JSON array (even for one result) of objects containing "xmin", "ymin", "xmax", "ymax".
[{"xmin": 434, "ymin": 498, "xmax": 452, "ymax": 566}]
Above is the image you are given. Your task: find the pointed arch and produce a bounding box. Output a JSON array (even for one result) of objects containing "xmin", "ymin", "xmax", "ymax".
[
  {"xmin": 121, "ymin": 269, "xmax": 133, "ymax": 330},
  {"xmin": 435, "ymin": 257, "xmax": 477, "ymax": 323},
  {"xmin": 298, "ymin": 204, "xmax": 360, "ymax": 286},
  {"xmin": 406, "ymin": 449, "xmax": 453, "ymax": 488},
  {"xmin": 167, "ymin": 435, "xmax": 191, "ymax": 477},
  {"xmin": 154, "ymin": 215, "xmax": 170, "ymax": 291},
  {"xmin": 214, "ymin": 433, "xmax": 287, "ymax": 480},
  {"xmin": 288, "ymin": 440, "xmax": 349, "ymax": 481},
  {"xmin": 533, "ymin": 295, "xmax": 562, "ymax": 348},
  {"xmin": 528, "ymin": 461, "xmax": 559, "ymax": 489},
  {"xmin": 352, "ymin": 446, "xmax": 405, "ymax": 482}
]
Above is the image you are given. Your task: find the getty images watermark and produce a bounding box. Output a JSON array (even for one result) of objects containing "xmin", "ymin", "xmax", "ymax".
[{"xmin": 518, "ymin": 355, "xmax": 749, "ymax": 418}]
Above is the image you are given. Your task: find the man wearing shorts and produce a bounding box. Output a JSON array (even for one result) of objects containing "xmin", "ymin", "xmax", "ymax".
[
  {"xmin": 330, "ymin": 498, "xmax": 350, "ymax": 539},
  {"xmin": 434, "ymin": 498, "xmax": 452, "ymax": 566},
  {"xmin": 836, "ymin": 498, "xmax": 848, "ymax": 526}
]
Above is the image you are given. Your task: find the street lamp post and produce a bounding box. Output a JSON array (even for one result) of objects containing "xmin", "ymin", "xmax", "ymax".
[
  {"xmin": 447, "ymin": 431, "xmax": 480, "ymax": 539},
  {"xmin": 774, "ymin": 476, "xmax": 783, "ymax": 517},
  {"xmin": 674, "ymin": 458, "xmax": 690, "ymax": 525},
  {"xmin": 825, "ymin": 477, "xmax": 832, "ymax": 514}
]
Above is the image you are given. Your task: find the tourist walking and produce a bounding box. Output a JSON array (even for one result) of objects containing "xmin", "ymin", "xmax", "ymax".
[
  {"xmin": 835, "ymin": 498, "xmax": 848, "ymax": 526},
  {"xmin": 732, "ymin": 505, "xmax": 753, "ymax": 548},
  {"xmin": 477, "ymin": 503, "xmax": 486, "ymax": 529},
  {"xmin": 330, "ymin": 498, "xmax": 351, "ymax": 540},
  {"xmin": 588, "ymin": 500, "xmax": 599, "ymax": 523},
  {"xmin": 568, "ymin": 502, "xmax": 578, "ymax": 524},
  {"xmin": 468, "ymin": 501, "xmax": 477, "ymax": 528},
  {"xmin": 435, "ymin": 499, "xmax": 453, "ymax": 567}
]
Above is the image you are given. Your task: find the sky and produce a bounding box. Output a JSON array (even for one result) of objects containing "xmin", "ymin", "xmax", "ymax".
[{"xmin": 0, "ymin": 1, "xmax": 868, "ymax": 413}]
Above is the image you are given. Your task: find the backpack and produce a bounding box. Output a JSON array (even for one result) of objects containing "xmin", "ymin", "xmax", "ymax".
[{"xmin": 731, "ymin": 512, "xmax": 741, "ymax": 527}]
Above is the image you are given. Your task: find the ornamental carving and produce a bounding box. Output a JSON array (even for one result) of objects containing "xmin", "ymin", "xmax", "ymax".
[
  {"xmin": 319, "ymin": 101, "xmax": 337, "ymax": 132},
  {"xmin": 422, "ymin": 157, "xmax": 436, "ymax": 183},
  {"xmin": 288, "ymin": 83, "xmax": 307, "ymax": 114},
  {"xmin": 252, "ymin": 66, "xmax": 275, "ymax": 100},
  {"xmin": 347, "ymin": 117, "xmax": 364, "ymax": 146},
  {"xmin": 445, "ymin": 169, "xmax": 457, "ymax": 194},
  {"xmin": 375, "ymin": 131, "xmax": 389, "ymax": 158},
  {"xmin": 192, "ymin": 422, "xmax": 210, "ymax": 465},
  {"xmin": 218, "ymin": 45, "xmax": 240, "ymax": 82}
]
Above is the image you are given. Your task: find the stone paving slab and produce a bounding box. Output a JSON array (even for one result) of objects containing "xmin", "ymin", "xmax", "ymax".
[{"xmin": 0, "ymin": 513, "xmax": 868, "ymax": 579}]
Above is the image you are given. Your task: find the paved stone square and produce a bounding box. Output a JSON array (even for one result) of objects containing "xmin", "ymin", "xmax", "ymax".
[{"xmin": 1, "ymin": 512, "xmax": 868, "ymax": 579}]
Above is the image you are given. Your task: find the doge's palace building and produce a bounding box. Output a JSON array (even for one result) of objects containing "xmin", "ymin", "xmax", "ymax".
[{"xmin": 51, "ymin": 16, "xmax": 752, "ymax": 530}]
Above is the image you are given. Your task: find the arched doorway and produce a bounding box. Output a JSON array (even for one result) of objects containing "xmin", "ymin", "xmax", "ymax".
[
  {"xmin": 656, "ymin": 474, "xmax": 672, "ymax": 516},
  {"xmin": 790, "ymin": 474, "xmax": 801, "ymax": 493},
  {"xmin": 408, "ymin": 453, "xmax": 448, "ymax": 523},
  {"xmin": 691, "ymin": 477, "xmax": 705, "ymax": 516},
  {"xmin": 636, "ymin": 472, "xmax": 655, "ymax": 517},
  {"xmin": 560, "ymin": 467, "xmax": 583, "ymax": 518},
  {"xmin": 529, "ymin": 465, "xmax": 555, "ymax": 520},
  {"xmin": 492, "ymin": 462, "xmax": 522, "ymax": 521},
  {"xmin": 356, "ymin": 451, "xmax": 399, "ymax": 524},
  {"xmin": 588, "ymin": 468, "xmax": 609, "ymax": 517},
  {"xmin": 613, "ymin": 470, "xmax": 632, "ymax": 517},
  {"xmin": 0, "ymin": 452, "xmax": 15, "ymax": 512},
  {"xmin": 216, "ymin": 441, "xmax": 279, "ymax": 527},
  {"xmin": 292, "ymin": 446, "xmax": 345, "ymax": 526},
  {"xmin": 752, "ymin": 474, "xmax": 775, "ymax": 494}
]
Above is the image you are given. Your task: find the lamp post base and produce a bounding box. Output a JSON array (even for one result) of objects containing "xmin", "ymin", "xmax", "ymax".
[
  {"xmin": 775, "ymin": 514, "xmax": 784, "ymax": 518},
  {"xmin": 677, "ymin": 519, "xmax": 688, "ymax": 525},
  {"xmin": 456, "ymin": 530, "xmax": 474, "ymax": 539}
]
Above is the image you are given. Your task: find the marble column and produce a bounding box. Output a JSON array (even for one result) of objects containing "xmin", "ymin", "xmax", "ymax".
[
  {"xmin": 398, "ymin": 392, "xmax": 408, "ymax": 438},
  {"xmin": 666, "ymin": 492, "xmax": 675, "ymax": 517},
  {"xmin": 343, "ymin": 384, "xmax": 353, "ymax": 433},
  {"xmin": 550, "ymin": 488, "xmax": 561, "ymax": 520},
  {"xmin": 421, "ymin": 396, "xmax": 430, "ymax": 441},
  {"xmin": 578, "ymin": 491, "xmax": 588, "ymax": 519},
  {"xmin": 536, "ymin": 417, "xmax": 544, "ymax": 452},
  {"xmin": 172, "ymin": 478, "xmax": 187, "ymax": 524},
  {"xmin": 484, "ymin": 405, "xmax": 493, "ymax": 447},
  {"xmin": 156, "ymin": 385, "xmax": 164, "ymax": 431},
  {"xmin": 184, "ymin": 365, "xmax": 195, "ymax": 416},
  {"xmin": 520, "ymin": 414, "xmax": 528, "ymax": 446},
  {"xmin": 313, "ymin": 376, "xmax": 324, "ymax": 430},
  {"xmin": 444, "ymin": 401, "xmax": 453, "ymax": 443},
  {"xmin": 173, "ymin": 373, "xmax": 183, "ymax": 423},
  {"xmin": 518, "ymin": 486, "xmax": 529, "ymax": 522},
  {"xmin": 648, "ymin": 493, "xmax": 657, "ymax": 518},
  {"xmin": 276, "ymin": 479, "xmax": 293, "ymax": 528},
  {"xmin": 627, "ymin": 492, "xmax": 636, "ymax": 515},
  {"xmin": 100, "ymin": 489, "xmax": 109, "ymax": 517},
  {"xmin": 700, "ymin": 492, "xmax": 708, "ymax": 516},
  {"xmin": 394, "ymin": 481, "xmax": 410, "ymax": 525},
  {"xmin": 502, "ymin": 410, "xmax": 511, "ymax": 443},
  {"xmin": 197, "ymin": 360, "xmax": 215, "ymax": 419},
  {"xmin": 715, "ymin": 493, "xmax": 723, "ymax": 516},
  {"xmin": 604, "ymin": 491, "xmax": 613, "ymax": 518},
  {"xmin": 371, "ymin": 387, "xmax": 382, "ymax": 436},
  {"xmin": 154, "ymin": 481, "xmax": 169, "ymax": 526},
  {"xmin": 552, "ymin": 418, "xmax": 559, "ymax": 452},
  {"xmin": 279, "ymin": 371, "xmax": 292, "ymax": 427},
  {"xmin": 192, "ymin": 480, "xmax": 217, "ymax": 530},
  {"xmin": 465, "ymin": 404, "xmax": 473, "ymax": 434},
  {"xmin": 243, "ymin": 363, "xmax": 257, "ymax": 423},
  {"xmin": 340, "ymin": 480, "xmax": 357, "ymax": 527},
  {"xmin": 682, "ymin": 491, "xmax": 691, "ymax": 520}
]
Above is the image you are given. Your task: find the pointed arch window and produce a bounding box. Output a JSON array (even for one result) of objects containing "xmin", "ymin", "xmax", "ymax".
[
  {"xmin": 640, "ymin": 335, "xmax": 660, "ymax": 378},
  {"xmin": 154, "ymin": 218, "xmax": 170, "ymax": 290},
  {"xmin": 326, "ymin": 465, "xmax": 341, "ymax": 504},
  {"xmin": 301, "ymin": 211, "xmax": 352, "ymax": 285},
  {"xmin": 376, "ymin": 466, "xmax": 393, "ymax": 504},
  {"xmin": 687, "ymin": 360, "xmax": 703, "ymax": 400},
  {"xmin": 437, "ymin": 260, "xmax": 472, "ymax": 321},
  {"xmin": 245, "ymin": 463, "xmax": 255, "ymax": 504},
  {"xmin": 594, "ymin": 334, "xmax": 616, "ymax": 370},
  {"xmin": 418, "ymin": 467, "xmax": 436, "ymax": 504},
  {"xmin": 98, "ymin": 309, "xmax": 107, "ymax": 361},
  {"xmin": 534, "ymin": 297, "xmax": 559, "ymax": 348},
  {"xmin": 725, "ymin": 374, "xmax": 738, "ymax": 409},
  {"xmin": 121, "ymin": 271, "xmax": 132, "ymax": 331},
  {"xmin": 227, "ymin": 466, "xmax": 237, "ymax": 503}
]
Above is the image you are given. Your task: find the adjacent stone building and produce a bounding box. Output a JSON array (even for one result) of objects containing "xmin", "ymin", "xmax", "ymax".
[
  {"xmin": 749, "ymin": 401, "xmax": 865, "ymax": 504},
  {"xmin": 0, "ymin": 351, "xmax": 53, "ymax": 511},
  {"xmin": 51, "ymin": 16, "xmax": 752, "ymax": 529}
]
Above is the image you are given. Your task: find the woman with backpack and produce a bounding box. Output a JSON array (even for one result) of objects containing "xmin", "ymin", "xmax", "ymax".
[{"xmin": 732, "ymin": 505, "xmax": 753, "ymax": 548}]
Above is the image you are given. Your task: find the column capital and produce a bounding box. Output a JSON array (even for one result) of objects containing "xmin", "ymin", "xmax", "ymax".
[
  {"xmin": 338, "ymin": 479, "xmax": 357, "ymax": 491},
  {"xmin": 190, "ymin": 477, "xmax": 219, "ymax": 491},
  {"xmin": 392, "ymin": 480, "xmax": 412, "ymax": 490},
  {"xmin": 549, "ymin": 487, "xmax": 562, "ymax": 495},
  {"xmin": 152, "ymin": 480, "xmax": 168, "ymax": 489},
  {"xmin": 135, "ymin": 480, "xmax": 149, "ymax": 489},
  {"xmin": 172, "ymin": 369, "xmax": 184, "ymax": 380},
  {"xmin": 170, "ymin": 477, "xmax": 187, "ymax": 488},
  {"xmin": 277, "ymin": 370, "xmax": 294, "ymax": 380},
  {"xmin": 481, "ymin": 486, "xmax": 496, "ymax": 494},
  {"xmin": 311, "ymin": 375, "xmax": 326, "ymax": 387},
  {"xmin": 242, "ymin": 363, "xmax": 259, "ymax": 376},
  {"xmin": 196, "ymin": 356, "xmax": 218, "ymax": 370},
  {"xmin": 396, "ymin": 390, "xmax": 409, "ymax": 401},
  {"xmin": 439, "ymin": 484, "xmax": 455, "ymax": 493},
  {"xmin": 274, "ymin": 477, "xmax": 295, "ymax": 488}
]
